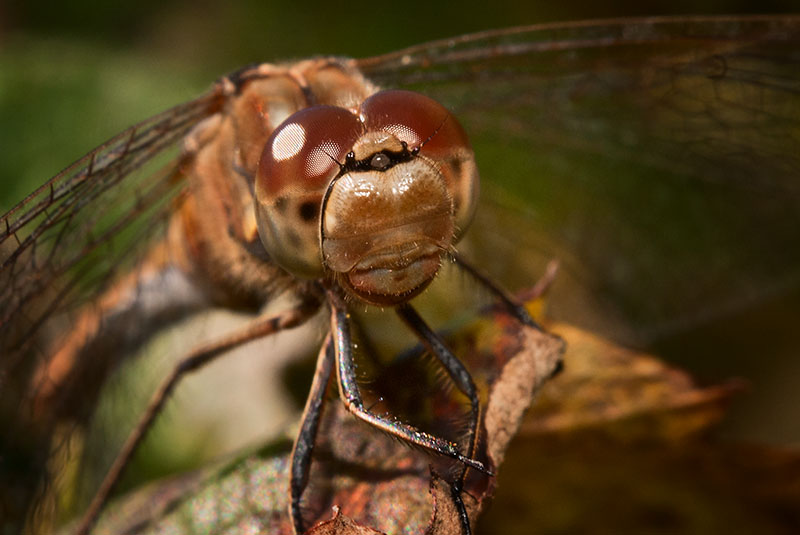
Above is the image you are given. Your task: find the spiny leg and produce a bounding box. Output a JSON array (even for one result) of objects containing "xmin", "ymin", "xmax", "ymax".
[
  {"xmin": 75, "ymin": 295, "xmax": 322, "ymax": 535},
  {"xmin": 326, "ymin": 288, "xmax": 490, "ymax": 475},
  {"xmin": 453, "ymin": 254, "xmax": 566, "ymax": 379},
  {"xmin": 289, "ymin": 335, "xmax": 334, "ymax": 534},
  {"xmin": 396, "ymin": 303, "xmax": 480, "ymax": 535},
  {"xmin": 451, "ymin": 252, "xmax": 542, "ymax": 330}
]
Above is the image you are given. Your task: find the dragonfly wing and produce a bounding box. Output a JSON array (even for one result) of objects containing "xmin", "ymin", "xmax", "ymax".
[
  {"xmin": 0, "ymin": 84, "xmax": 226, "ymax": 360},
  {"xmin": 358, "ymin": 16, "xmax": 800, "ymax": 343}
]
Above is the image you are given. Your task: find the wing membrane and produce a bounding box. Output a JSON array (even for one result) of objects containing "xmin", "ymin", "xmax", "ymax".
[
  {"xmin": 358, "ymin": 16, "xmax": 800, "ymax": 342},
  {"xmin": 0, "ymin": 86, "xmax": 223, "ymax": 378}
]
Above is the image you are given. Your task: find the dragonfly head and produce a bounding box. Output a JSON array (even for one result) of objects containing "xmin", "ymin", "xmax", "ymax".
[{"xmin": 255, "ymin": 90, "xmax": 478, "ymax": 306}]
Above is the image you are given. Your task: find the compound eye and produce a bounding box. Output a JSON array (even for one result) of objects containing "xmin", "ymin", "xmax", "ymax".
[
  {"xmin": 255, "ymin": 105, "xmax": 363, "ymax": 278},
  {"xmin": 360, "ymin": 90, "xmax": 472, "ymax": 157},
  {"xmin": 257, "ymin": 105, "xmax": 363, "ymax": 198}
]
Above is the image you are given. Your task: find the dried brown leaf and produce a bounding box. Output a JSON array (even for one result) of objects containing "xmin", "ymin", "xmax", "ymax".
[
  {"xmin": 524, "ymin": 321, "xmax": 743, "ymax": 440},
  {"xmin": 479, "ymin": 322, "xmax": 800, "ymax": 534}
]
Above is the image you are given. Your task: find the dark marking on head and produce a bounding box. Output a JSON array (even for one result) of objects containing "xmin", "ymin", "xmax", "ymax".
[
  {"xmin": 450, "ymin": 158, "xmax": 463, "ymax": 181},
  {"xmin": 275, "ymin": 196, "xmax": 288, "ymax": 213},
  {"xmin": 340, "ymin": 147, "xmax": 414, "ymax": 176},
  {"xmin": 299, "ymin": 201, "xmax": 318, "ymax": 222}
]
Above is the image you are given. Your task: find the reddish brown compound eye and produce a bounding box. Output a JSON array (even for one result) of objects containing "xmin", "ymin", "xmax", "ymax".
[
  {"xmin": 361, "ymin": 90, "xmax": 471, "ymax": 157},
  {"xmin": 255, "ymin": 105, "xmax": 363, "ymax": 278}
]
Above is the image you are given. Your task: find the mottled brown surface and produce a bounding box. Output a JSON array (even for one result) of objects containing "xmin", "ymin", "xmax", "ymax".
[
  {"xmin": 85, "ymin": 294, "xmax": 800, "ymax": 535},
  {"xmin": 479, "ymin": 321, "xmax": 800, "ymax": 535}
]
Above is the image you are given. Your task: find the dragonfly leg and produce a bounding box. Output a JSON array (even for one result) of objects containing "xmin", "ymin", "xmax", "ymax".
[
  {"xmin": 451, "ymin": 252, "xmax": 543, "ymax": 330},
  {"xmin": 289, "ymin": 335, "xmax": 334, "ymax": 535},
  {"xmin": 452, "ymin": 254, "xmax": 565, "ymax": 379},
  {"xmin": 326, "ymin": 287, "xmax": 491, "ymax": 466},
  {"xmin": 396, "ymin": 303, "xmax": 480, "ymax": 535},
  {"xmin": 75, "ymin": 295, "xmax": 322, "ymax": 535},
  {"xmin": 30, "ymin": 244, "xmax": 210, "ymax": 424}
]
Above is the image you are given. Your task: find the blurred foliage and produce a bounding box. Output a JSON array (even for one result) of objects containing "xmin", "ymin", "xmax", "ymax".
[{"xmin": 4, "ymin": 0, "xmax": 798, "ymax": 61}]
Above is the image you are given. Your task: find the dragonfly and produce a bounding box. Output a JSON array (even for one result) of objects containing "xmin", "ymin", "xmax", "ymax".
[{"xmin": 2, "ymin": 14, "xmax": 800, "ymax": 535}]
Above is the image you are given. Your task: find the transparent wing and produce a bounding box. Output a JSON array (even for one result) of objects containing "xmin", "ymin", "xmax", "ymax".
[
  {"xmin": 358, "ymin": 16, "xmax": 800, "ymax": 343},
  {"xmin": 0, "ymin": 80, "xmax": 232, "ymax": 533},
  {"xmin": 0, "ymin": 86, "xmax": 224, "ymax": 376}
]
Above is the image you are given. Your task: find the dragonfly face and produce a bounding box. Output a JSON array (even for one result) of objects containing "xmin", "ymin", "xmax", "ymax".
[
  {"xmin": 256, "ymin": 88, "xmax": 479, "ymax": 304},
  {"xmin": 1, "ymin": 15, "xmax": 800, "ymax": 535}
]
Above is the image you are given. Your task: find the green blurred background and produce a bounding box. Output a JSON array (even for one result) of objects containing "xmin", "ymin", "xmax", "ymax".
[{"xmin": 1, "ymin": 0, "xmax": 798, "ymax": 210}]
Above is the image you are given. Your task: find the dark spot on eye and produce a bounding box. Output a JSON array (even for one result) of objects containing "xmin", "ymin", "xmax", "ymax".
[
  {"xmin": 275, "ymin": 196, "xmax": 288, "ymax": 213},
  {"xmin": 370, "ymin": 152, "xmax": 391, "ymax": 170},
  {"xmin": 299, "ymin": 201, "xmax": 318, "ymax": 222},
  {"xmin": 450, "ymin": 158, "xmax": 463, "ymax": 180}
]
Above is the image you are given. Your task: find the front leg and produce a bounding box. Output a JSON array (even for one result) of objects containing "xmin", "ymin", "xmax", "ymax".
[
  {"xmin": 289, "ymin": 335, "xmax": 335, "ymax": 534},
  {"xmin": 326, "ymin": 289, "xmax": 491, "ymax": 474}
]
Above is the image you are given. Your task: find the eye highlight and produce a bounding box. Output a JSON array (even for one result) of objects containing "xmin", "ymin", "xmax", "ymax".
[
  {"xmin": 257, "ymin": 105, "xmax": 363, "ymax": 198},
  {"xmin": 271, "ymin": 122, "xmax": 306, "ymax": 161},
  {"xmin": 254, "ymin": 105, "xmax": 363, "ymax": 278}
]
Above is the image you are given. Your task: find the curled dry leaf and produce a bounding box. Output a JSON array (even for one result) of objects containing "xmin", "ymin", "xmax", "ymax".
[
  {"xmin": 524, "ymin": 321, "xmax": 744, "ymax": 440},
  {"xmin": 89, "ymin": 288, "xmax": 565, "ymax": 535},
  {"xmin": 479, "ymin": 322, "xmax": 800, "ymax": 534}
]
